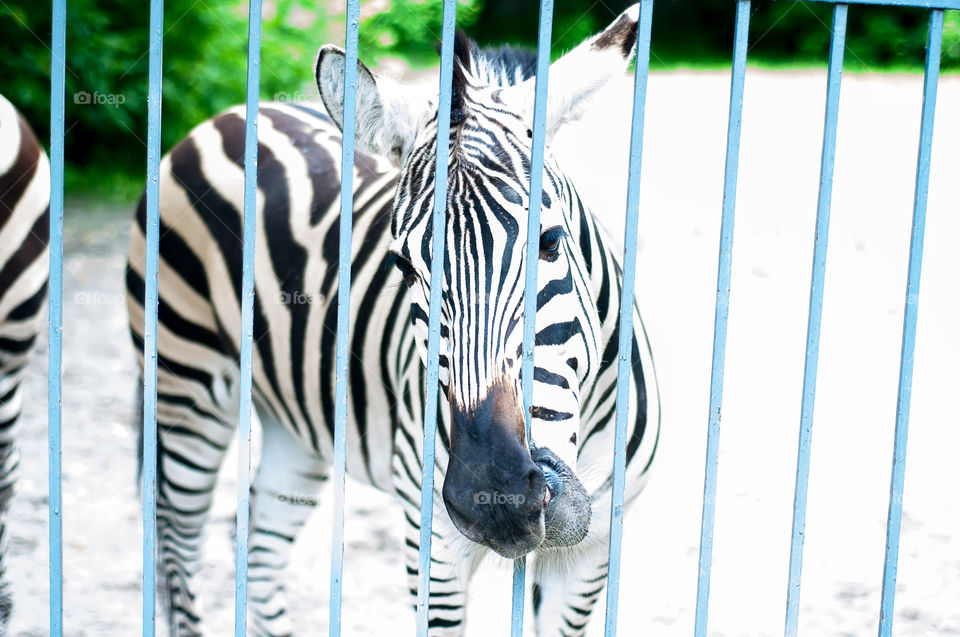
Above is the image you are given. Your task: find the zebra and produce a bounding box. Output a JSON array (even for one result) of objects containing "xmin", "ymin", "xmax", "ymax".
[
  {"xmin": 0, "ymin": 93, "xmax": 50, "ymax": 631},
  {"xmin": 125, "ymin": 4, "xmax": 659, "ymax": 635}
]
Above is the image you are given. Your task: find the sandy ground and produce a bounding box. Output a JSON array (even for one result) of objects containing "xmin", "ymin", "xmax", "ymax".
[{"xmin": 6, "ymin": 69, "xmax": 960, "ymax": 636}]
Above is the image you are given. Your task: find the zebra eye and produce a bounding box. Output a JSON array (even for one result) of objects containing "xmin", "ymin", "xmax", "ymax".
[
  {"xmin": 388, "ymin": 254, "xmax": 418, "ymax": 288},
  {"xmin": 539, "ymin": 227, "xmax": 564, "ymax": 261}
]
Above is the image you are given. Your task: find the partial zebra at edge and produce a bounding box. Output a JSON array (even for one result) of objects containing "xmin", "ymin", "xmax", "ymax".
[{"xmin": 0, "ymin": 92, "xmax": 51, "ymax": 634}]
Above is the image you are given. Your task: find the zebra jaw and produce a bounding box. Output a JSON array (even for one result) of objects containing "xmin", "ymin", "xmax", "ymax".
[
  {"xmin": 533, "ymin": 445, "xmax": 592, "ymax": 549},
  {"xmin": 442, "ymin": 446, "xmax": 590, "ymax": 559}
]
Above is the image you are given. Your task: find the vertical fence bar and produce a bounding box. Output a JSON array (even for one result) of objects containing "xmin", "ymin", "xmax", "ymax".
[
  {"xmin": 416, "ymin": 1, "xmax": 457, "ymax": 634},
  {"xmin": 328, "ymin": 0, "xmax": 360, "ymax": 634},
  {"xmin": 234, "ymin": 1, "xmax": 262, "ymax": 634},
  {"xmin": 603, "ymin": 1, "xmax": 654, "ymax": 635},
  {"xmin": 694, "ymin": 2, "xmax": 750, "ymax": 635},
  {"xmin": 783, "ymin": 6, "xmax": 847, "ymax": 636},
  {"xmin": 141, "ymin": 0, "xmax": 164, "ymax": 634},
  {"xmin": 514, "ymin": 0, "xmax": 555, "ymax": 633},
  {"xmin": 48, "ymin": 0, "xmax": 66, "ymax": 634},
  {"xmin": 510, "ymin": 538, "xmax": 527, "ymax": 631},
  {"xmin": 878, "ymin": 9, "xmax": 943, "ymax": 636}
]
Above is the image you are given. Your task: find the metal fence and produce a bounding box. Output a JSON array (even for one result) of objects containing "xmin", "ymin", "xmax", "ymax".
[{"xmin": 42, "ymin": 0, "xmax": 957, "ymax": 635}]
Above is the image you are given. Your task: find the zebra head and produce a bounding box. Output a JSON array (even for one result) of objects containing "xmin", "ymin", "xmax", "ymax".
[{"xmin": 317, "ymin": 6, "xmax": 640, "ymax": 559}]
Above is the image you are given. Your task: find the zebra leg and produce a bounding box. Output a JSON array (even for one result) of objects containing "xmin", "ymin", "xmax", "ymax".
[
  {"xmin": 533, "ymin": 553, "xmax": 609, "ymax": 637},
  {"xmin": 0, "ymin": 371, "xmax": 24, "ymax": 630},
  {"xmin": 394, "ymin": 442, "xmax": 473, "ymax": 637},
  {"xmin": 246, "ymin": 406, "xmax": 327, "ymax": 637},
  {"xmin": 391, "ymin": 388, "xmax": 472, "ymax": 634},
  {"xmin": 153, "ymin": 384, "xmax": 238, "ymax": 637},
  {"xmin": 400, "ymin": 514, "xmax": 473, "ymax": 637}
]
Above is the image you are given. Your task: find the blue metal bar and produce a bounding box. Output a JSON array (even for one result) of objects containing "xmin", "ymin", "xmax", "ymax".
[
  {"xmin": 416, "ymin": 1, "xmax": 457, "ymax": 634},
  {"xmin": 802, "ymin": 0, "xmax": 959, "ymax": 10},
  {"xmin": 603, "ymin": 1, "xmax": 654, "ymax": 635},
  {"xmin": 510, "ymin": 559, "xmax": 526, "ymax": 637},
  {"xmin": 694, "ymin": 2, "xmax": 750, "ymax": 635},
  {"xmin": 48, "ymin": 0, "xmax": 66, "ymax": 634},
  {"xmin": 878, "ymin": 9, "xmax": 943, "ymax": 636},
  {"xmin": 329, "ymin": 0, "xmax": 360, "ymax": 634},
  {"xmin": 141, "ymin": 0, "xmax": 164, "ymax": 634},
  {"xmin": 235, "ymin": 0, "xmax": 262, "ymax": 633},
  {"xmin": 784, "ymin": 6, "xmax": 847, "ymax": 636},
  {"xmin": 514, "ymin": 0, "xmax": 555, "ymax": 633}
]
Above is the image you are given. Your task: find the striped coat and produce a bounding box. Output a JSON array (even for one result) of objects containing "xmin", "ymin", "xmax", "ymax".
[
  {"xmin": 0, "ymin": 93, "xmax": 50, "ymax": 633},
  {"xmin": 127, "ymin": 5, "xmax": 659, "ymax": 635}
]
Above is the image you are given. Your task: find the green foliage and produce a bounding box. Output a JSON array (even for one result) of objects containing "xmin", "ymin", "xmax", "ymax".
[
  {"xmin": 465, "ymin": 1, "xmax": 606, "ymax": 58},
  {"xmin": 358, "ymin": 0, "xmax": 483, "ymax": 66},
  {"xmin": 2, "ymin": 0, "xmax": 957, "ymax": 201},
  {"xmin": 159, "ymin": 0, "xmax": 325, "ymax": 151},
  {"xmin": 0, "ymin": 0, "xmax": 327, "ymax": 200},
  {"xmin": 944, "ymin": 11, "xmax": 960, "ymax": 67},
  {"xmin": 469, "ymin": 1, "xmax": 959, "ymax": 71}
]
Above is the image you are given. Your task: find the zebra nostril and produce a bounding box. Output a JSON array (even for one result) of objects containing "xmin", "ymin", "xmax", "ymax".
[{"xmin": 526, "ymin": 467, "xmax": 542, "ymax": 493}]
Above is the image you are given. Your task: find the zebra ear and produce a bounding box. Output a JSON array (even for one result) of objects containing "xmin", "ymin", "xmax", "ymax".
[
  {"xmin": 316, "ymin": 45, "xmax": 423, "ymax": 164},
  {"xmin": 513, "ymin": 4, "xmax": 641, "ymax": 141}
]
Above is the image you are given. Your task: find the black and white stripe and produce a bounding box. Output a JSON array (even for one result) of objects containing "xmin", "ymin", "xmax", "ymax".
[
  {"xmin": 0, "ymin": 93, "xmax": 50, "ymax": 633},
  {"xmin": 127, "ymin": 7, "xmax": 659, "ymax": 636}
]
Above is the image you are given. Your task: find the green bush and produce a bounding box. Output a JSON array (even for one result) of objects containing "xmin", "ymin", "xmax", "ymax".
[
  {"xmin": 944, "ymin": 10, "xmax": 960, "ymax": 67},
  {"xmin": 359, "ymin": 0, "xmax": 482, "ymax": 66},
  {"xmin": 470, "ymin": 1, "xmax": 959, "ymax": 71},
  {"xmin": 1, "ymin": 0, "xmax": 327, "ymax": 199},
  {"xmin": 1, "ymin": 0, "xmax": 957, "ymax": 200}
]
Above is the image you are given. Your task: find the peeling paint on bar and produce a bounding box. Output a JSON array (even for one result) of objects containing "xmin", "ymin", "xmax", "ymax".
[
  {"xmin": 48, "ymin": 0, "xmax": 67, "ymax": 634},
  {"xmin": 141, "ymin": 0, "xmax": 164, "ymax": 634},
  {"xmin": 878, "ymin": 9, "xmax": 943, "ymax": 637},
  {"xmin": 329, "ymin": 1, "xmax": 359, "ymax": 635},
  {"xmin": 514, "ymin": 1, "xmax": 556, "ymax": 634},
  {"xmin": 784, "ymin": 6, "xmax": 848, "ymax": 636},
  {"xmin": 233, "ymin": 1, "xmax": 263, "ymax": 635},
  {"xmin": 604, "ymin": 1, "xmax": 654, "ymax": 635},
  {"xmin": 694, "ymin": 3, "xmax": 750, "ymax": 636},
  {"xmin": 416, "ymin": 2, "xmax": 458, "ymax": 635}
]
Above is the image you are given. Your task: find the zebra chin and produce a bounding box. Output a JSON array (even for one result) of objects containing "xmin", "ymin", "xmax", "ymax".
[
  {"xmin": 532, "ymin": 446, "xmax": 592, "ymax": 550},
  {"xmin": 443, "ymin": 430, "xmax": 591, "ymax": 559},
  {"xmin": 441, "ymin": 379, "xmax": 592, "ymax": 558},
  {"xmin": 444, "ymin": 447, "xmax": 591, "ymax": 559}
]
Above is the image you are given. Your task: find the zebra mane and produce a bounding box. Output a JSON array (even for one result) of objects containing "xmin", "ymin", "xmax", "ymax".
[
  {"xmin": 461, "ymin": 34, "xmax": 538, "ymax": 88},
  {"xmin": 449, "ymin": 31, "xmax": 537, "ymax": 126}
]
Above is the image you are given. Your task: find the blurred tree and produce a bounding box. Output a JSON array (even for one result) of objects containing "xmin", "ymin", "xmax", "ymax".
[
  {"xmin": 358, "ymin": 0, "xmax": 482, "ymax": 65},
  {"xmin": 942, "ymin": 9, "xmax": 960, "ymax": 66},
  {"xmin": 470, "ymin": 0, "xmax": 946, "ymax": 70},
  {"xmin": 0, "ymin": 0, "xmax": 325, "ymax": 195},
  {"xmin": 0, "ymin": 0, "xmax": 955, "ymax": 197}
]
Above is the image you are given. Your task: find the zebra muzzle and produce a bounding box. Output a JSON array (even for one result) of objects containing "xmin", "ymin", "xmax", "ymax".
[{"xmin": 532, "ymin": 445, "xmax": 592, "ymax": 548}]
